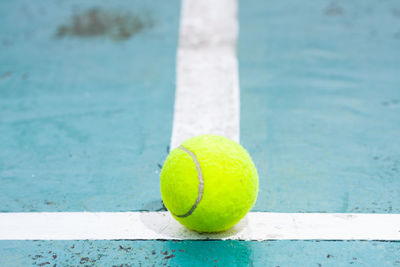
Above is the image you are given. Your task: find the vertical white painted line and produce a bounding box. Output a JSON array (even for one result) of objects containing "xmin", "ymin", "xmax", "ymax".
[{"xmin": 171, "ymin": 0, "xmax": 240, "ymax": 149}]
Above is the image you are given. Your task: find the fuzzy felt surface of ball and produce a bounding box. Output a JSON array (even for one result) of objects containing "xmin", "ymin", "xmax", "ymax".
[{"xmin": 160, "ymin": 134, "xmax": 259, "ymax": 233}]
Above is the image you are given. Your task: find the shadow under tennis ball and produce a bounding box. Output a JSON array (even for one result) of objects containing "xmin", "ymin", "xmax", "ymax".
[{"xmin": 139, "ymin": 210, "xmax": 249, "ymax": 240}]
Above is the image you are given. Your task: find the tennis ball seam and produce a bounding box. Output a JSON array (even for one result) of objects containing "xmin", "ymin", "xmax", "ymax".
[{"xmin": 174, "ymin": 145, "xmax": 204, "ymax": 218}]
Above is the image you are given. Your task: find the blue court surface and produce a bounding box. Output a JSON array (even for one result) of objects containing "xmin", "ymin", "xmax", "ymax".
[{"xmin": 0, "ymin": 0, "xmax": 399, "ymax": 266}]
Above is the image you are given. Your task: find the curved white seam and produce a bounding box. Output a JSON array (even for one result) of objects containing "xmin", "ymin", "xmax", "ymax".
[{"xmin": 174, "ymin": 145, "xmax": 204, "ymax": 218}]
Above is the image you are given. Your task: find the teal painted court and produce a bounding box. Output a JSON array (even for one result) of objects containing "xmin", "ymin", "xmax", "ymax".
[{"xmin": 0, "ymin": 0, "xmax": 399, "ymax": 265}]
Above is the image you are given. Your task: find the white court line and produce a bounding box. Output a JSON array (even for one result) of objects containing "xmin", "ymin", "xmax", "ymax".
[
  {"xmin": 170, "ymin": 0, "xmax": 240, "ymax": 149},
  {"xmin": 0, "ymin": 0, "xmax": 399, "ymax": 242},
  {"xmin": 0, "ymin": 212, "xmax": 399, "ymax": 240}
]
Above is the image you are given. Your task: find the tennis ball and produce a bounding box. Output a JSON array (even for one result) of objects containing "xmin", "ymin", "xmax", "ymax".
[{"xmin": 160, "ymin": 134, "xmax": 258, "ymax": 233}]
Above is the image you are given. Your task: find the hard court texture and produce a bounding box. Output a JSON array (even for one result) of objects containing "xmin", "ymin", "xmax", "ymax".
[
  {"xmin": 0, "ymin": 0, "xmax": 399, "ymax": 265},
  {"xmin": 0, "ymin": 0, "xmax": 180, "ymax": 212},
  {"xmin": 240, "ymin": 0, "xmax": 400, "ymax": 213},
  {"xmin": 0, "ymin": 240, "xmax": 399, "ymax": 266}
]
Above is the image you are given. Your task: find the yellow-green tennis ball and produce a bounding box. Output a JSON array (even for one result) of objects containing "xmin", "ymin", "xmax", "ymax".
[{"xmin": 160, "ymin": 134, "xmax": 259, "ymax": 233}]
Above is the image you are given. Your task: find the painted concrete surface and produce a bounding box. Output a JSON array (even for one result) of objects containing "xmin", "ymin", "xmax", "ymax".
[
  {"xmin": 171, "ymin": 0, "xmax": 240, "ymax": 149},
  {"xmin": 1, "ymin": 0, "xmax": 399, "ymax": 265},
  {"xmin": 239, "ymin": 0, "xmax": 400, "ymax": 213},
  {"xmin": 0, "ymin": 240, "xmax": 399, "ymax": 266},
  {"xmin": 0, "ymin": 0, "xmax": 180, "ymax": 212},
  {"xmin": 1, "ymin": 212, "xmax": 399, "ymax": 241}
]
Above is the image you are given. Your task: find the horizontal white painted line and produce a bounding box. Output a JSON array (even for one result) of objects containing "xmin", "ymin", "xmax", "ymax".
[{"xmin": 0, "ymin": 212, "xmax": 399, "ymax": 240}]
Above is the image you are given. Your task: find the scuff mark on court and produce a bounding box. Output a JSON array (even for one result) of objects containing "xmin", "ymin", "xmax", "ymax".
[
  {"xmin": 55, "ymin": 8, "xmax": 153, "ymax": 41},
  {"xmin": 324, "ymin": 3, "xmax": 344, "ymax": 16}
]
